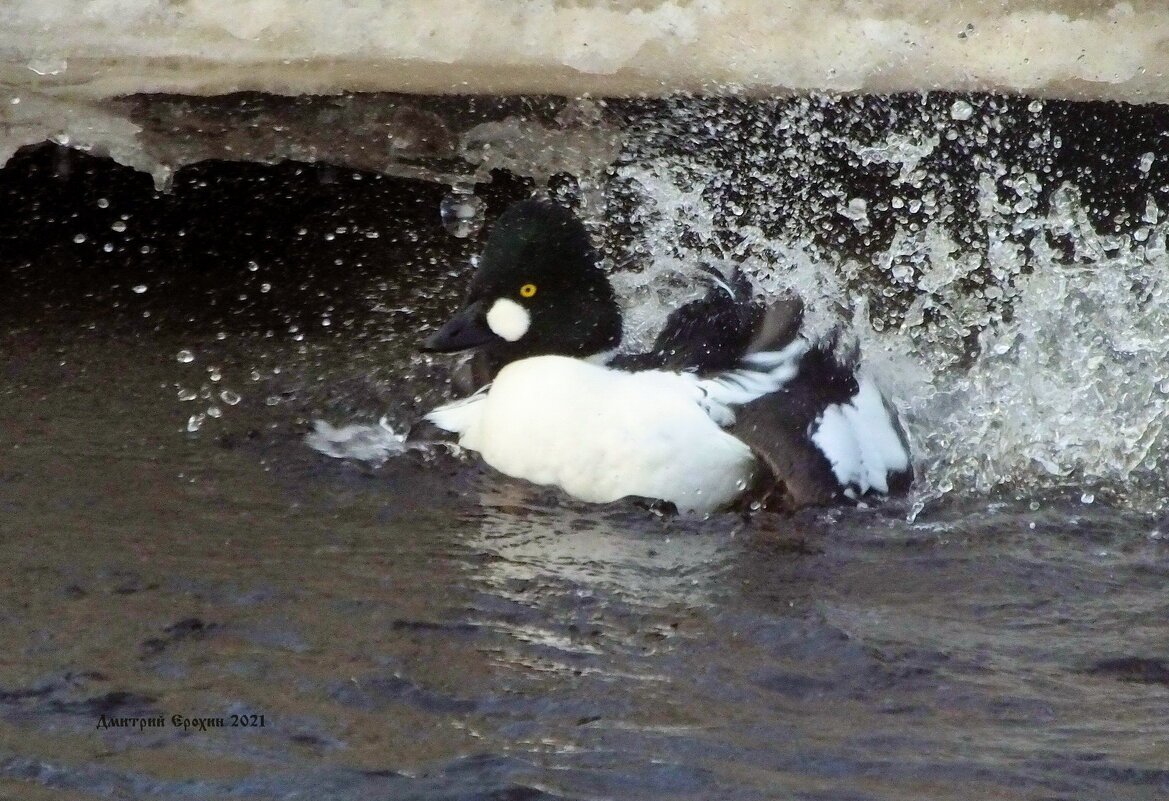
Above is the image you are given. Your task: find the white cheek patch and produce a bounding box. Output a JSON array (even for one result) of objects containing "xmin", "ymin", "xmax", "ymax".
[{"xmin": 486, "ymin": 298, "xmax": 531, "ymax": 342}]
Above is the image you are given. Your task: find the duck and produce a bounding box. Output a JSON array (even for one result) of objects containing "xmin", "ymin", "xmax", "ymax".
[{"xmin": 420, "ymin": 198, "xmax": 912, "ymax": 513}]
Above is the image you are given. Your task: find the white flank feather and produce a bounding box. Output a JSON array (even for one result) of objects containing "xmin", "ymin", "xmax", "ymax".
[{"xmin": 427, "ymin": 355, "xmax": 756, "ymax": 512}]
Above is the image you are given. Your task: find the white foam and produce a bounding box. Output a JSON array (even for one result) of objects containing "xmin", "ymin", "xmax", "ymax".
[{"xmin": 306, "ymin": 417, "xmax": 409, "ymax": 465}]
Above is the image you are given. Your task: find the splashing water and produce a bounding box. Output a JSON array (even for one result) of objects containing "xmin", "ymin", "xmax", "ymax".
[
  {"xmin": 593, "ymin": 96, "xmax": 1169, "ymax": 511},
  {"xmin": 306, "ymin": 417, "xmax": 410, "ymax": 465},
  {"xmin": 439, "ymin": 188, "xmax": 486, "ymax": 239}
]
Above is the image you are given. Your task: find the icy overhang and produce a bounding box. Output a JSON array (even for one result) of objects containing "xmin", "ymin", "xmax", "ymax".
[{"xmin": 1, "ymin": 0, "xmax": 1166, "ymax": 184}]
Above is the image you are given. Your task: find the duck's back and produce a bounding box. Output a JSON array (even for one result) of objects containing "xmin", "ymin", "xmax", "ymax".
[{"xmin": 433, "ymin": 355, "xmax": 756, "ymax": 512}]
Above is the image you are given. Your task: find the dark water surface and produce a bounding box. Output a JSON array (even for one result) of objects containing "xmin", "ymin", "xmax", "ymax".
[
  {"xmin": 2, "ymin": 317, "xmax": 1167, "ymax": 801},
  {"xmin": 1, "ymin": 134, "xmax": 1168, "ymax": 801}
]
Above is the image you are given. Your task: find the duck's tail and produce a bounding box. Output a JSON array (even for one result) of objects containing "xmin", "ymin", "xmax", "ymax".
[{"xmin": 424, "ymin": 386, "xmax": 489, "ymax": 435}]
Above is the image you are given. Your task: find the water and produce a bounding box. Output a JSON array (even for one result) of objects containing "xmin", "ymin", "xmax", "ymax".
[
  {"xmin": 2, "ymin": 91, "xmax": 1169, "ymax": 799},
  {"xmin": 2, "ymin": 316, "xmax": 1167, "ymax": 800}
]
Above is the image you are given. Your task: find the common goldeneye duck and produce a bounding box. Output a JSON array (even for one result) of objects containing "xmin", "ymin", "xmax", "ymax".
[{"xmin": 421, "ymin": 198, "xmax": 912, "ymax": 513}]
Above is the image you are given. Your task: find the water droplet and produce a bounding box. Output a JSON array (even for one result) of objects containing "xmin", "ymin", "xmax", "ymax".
[
  {"xmin": 260, "ymin": 283, "xmax": 271, "ymax": 293},
  {"xmin": 96, "ymin": 198, "xmax": 110, "ymax": 209},
  {"xmin": 949, "ymin": 100, "xmax": 973, "ymax": 121},
  {"xmin": 72, "ymin": 233, "xmax": 86, "ymax": 244},
  {"xmin": 111, "ymin": 220, "xmax": 127, "ymax": 232},
  {"xmin": 207, "ymin": 406, "xmax": 222, "ymax": 419},
  {"xmin": 1080, "ymin": 492, "xmax": 1095, "ymax": 504},
  {"xmin": 102, "ymin": 243, "xmax": 113, "ymax": 252},
  {"xmin": 439, "ymin": 191, "xmax": 486, "ymax": 238},
  {"xmin": 176, "ymin": 350, "xmax": 195, "ymax": 363},
  {"xmin": 186, "ymin": 413, "xmax": 205, "ymax": 432},
  {"xmin": 219, "ymin": 389, "xmax": 241, "ymax": 406},
  {"xmin": 132, "ymin": 284, "xmax": 147, "ymax": 294},
  {"xmin": 177, "ymin": 388, "xmax": 197, "ymax": 401}
]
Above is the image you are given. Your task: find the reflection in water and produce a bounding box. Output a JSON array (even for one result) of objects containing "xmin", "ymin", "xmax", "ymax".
[{"xmin": 464, "ymin": 486, "xmax": 733, "ymax": 606}]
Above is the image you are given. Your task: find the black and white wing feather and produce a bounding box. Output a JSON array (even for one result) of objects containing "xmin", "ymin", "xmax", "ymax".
[{"xmin": 639, "ymin": 271, "xmax": 913, "ymax": 508}]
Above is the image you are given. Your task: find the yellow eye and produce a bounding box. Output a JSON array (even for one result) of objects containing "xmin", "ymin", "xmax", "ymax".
[{"xmin": 519, "ymin": 283, "xmax": 537, "ymax": 298}]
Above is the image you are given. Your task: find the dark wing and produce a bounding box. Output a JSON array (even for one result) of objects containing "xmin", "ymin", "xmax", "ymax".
[{"xmin": 611, "ymin": 268, "xmax": 802, "ymax": 373}]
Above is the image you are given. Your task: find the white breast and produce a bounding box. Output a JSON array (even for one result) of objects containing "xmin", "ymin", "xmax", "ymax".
[{"xmin": 427, "ymin": 356, "xmax": 756, "ymax": 512}]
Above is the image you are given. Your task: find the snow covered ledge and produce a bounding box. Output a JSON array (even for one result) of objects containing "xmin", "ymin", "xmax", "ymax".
[
  {"xmin": 3, "ymin": 0, "xmax": 1168, "ymax": 101},
  {"xmin": 1, "ymin": 0, "xmax": 1167, "ymax": 184}
]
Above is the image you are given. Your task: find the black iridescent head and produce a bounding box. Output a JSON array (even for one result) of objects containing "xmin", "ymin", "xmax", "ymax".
[{"xmin": 422, "ymin": 199, "xmax": 622, "ymax": 367}]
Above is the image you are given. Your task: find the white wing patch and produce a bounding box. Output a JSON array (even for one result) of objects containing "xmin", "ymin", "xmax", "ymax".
[
  {"xmin": 811, "ymin": 376, "xmax": 910, "ymax": 495},
  {"xmin": 691, "ymin": 338, "xmax": 810, "ymax": 426}
]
